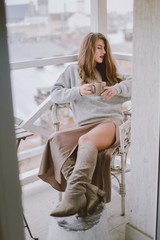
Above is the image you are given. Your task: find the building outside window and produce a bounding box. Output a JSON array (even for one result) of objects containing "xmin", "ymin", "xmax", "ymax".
[
  {"xmin": 107, "ymin": 0, "xmax": 133, "ymax": 74},
  {"xmin": 6, "ymin": 0, "xmax": 91, "ymax": 61}
]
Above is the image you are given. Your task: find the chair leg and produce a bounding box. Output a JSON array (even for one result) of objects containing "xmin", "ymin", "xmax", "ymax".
[
  {"xmin": 23, "ymin": 214, "xmax": 38, "ymax": 240},
  {"xmin": 120, "ymin": 153, "xmax": 127, "ymax": 216}
]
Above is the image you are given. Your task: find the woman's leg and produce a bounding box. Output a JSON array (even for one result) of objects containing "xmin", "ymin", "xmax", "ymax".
[
  {"xmin": 50, "ymin": 143, "xmax": 98, "ymax": 217},
  {"xmin": 61, "ymin": 154, "xmax": 106, "ymax": 215},
  {"xmin": 79, "ymin": 122, "xmax": 116, "ymax": 150},
  {"xmin": 50, "ymin": 122, "xmax": 116, "ymax": 217}
]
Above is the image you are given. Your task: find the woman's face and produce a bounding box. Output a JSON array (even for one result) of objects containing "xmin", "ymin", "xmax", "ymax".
[{"xmin": 94, "ymin": 39, "xmax": 106, "ymax": 63}]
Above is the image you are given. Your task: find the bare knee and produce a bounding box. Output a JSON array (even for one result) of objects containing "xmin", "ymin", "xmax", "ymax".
[{"xmin": 78, "ymin": 134, "xmax": 93, "ymax": 145}]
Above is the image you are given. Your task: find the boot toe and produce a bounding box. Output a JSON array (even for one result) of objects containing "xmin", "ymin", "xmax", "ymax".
[
  {"xmin": 50, "ymin": 195, "xmax": 87, "ymax": 217},
  {"xmin": 50, "ymin": 202, "xmax": 76, "ymax": 217}
]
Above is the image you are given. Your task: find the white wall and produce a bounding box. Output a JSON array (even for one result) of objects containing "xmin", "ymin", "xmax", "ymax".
[{"xmin": 126, "ymin": 0, "xmax": 160, "ymax": 239}]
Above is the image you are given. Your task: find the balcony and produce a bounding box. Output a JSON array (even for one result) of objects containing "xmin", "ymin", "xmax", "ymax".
[
  {"xmin": 1, "ymin": 1, "xmax": 160, "ymax": 240},
  {"xmin": 13, "ymin": 52, "xmax": 132, "ymax": 240}
]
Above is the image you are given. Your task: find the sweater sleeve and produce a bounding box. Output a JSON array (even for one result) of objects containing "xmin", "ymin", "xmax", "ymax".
[
  {"xmin": 51, "ymin": 65, "xmax": 81, "ymax": 104},
  {"xmin": 113, "ymin": 75, "xmax": 132, "ymax": 98}
]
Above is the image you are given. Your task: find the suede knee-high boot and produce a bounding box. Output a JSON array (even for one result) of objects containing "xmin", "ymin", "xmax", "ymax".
[
  {"xmin": 60, "ymin": 154, "xmax": 106, "ymax": 215},
  {"xmin": 50, "ymin": 143, "xmax": 99, "ymax": 217}
]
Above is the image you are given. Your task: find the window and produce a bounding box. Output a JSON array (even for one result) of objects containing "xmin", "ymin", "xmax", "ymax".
[
  {"xmin": 107, "ymin": 0, "xmax": 133, "ymax": 74},
  {"xmin": 6, "ymin": 0, "xmax": 91, "ymax": 62},
  {"xmin": 107, "ymin": 0, "xmax": 133, "ymax": 53},
  {"xmin": 6, "ymin": 0, "xmax": 133, "ymax": 124},
  {"xmin": 6, "ymin": 0, "xmax": 133, "ymax": 177},
  {"xmin": 6, "ymin": 0, "xmax": 91, "ymax": 119}
]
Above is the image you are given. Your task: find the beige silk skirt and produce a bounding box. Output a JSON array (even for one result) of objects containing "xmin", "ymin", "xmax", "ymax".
[{"xmin": 38, "ymin": 118, "xmax": 122, "ymax": 203}]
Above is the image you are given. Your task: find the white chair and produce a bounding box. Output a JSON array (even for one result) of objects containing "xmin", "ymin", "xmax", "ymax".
[{"xmin": 111, "ymin": 114, "xmax": 131, "ymax": 215}]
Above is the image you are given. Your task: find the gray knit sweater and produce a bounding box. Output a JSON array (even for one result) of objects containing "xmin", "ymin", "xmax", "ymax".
[{"xmin": 51, "ymin": 63, "xmax": 132, "ymax": 126}]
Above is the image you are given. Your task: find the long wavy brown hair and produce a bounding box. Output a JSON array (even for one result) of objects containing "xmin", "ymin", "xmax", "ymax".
[{"xmin": 78, "ymin": 32, "xmax": 123, "ymax": 85}]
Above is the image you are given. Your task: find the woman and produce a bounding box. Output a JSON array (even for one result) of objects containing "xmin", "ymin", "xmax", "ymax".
[{"xmin": 38, "ymin": 32, "xmax": 132, "ymax": 217}]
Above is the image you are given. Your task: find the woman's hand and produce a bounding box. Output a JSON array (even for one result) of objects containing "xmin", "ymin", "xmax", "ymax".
[
  {"xmin": 79, "ymin": 84, "xmax": 93, "ymax": 96},
  {"xmin": 101, "ymin": 86, "xmax": 118, "ymax": 100}
]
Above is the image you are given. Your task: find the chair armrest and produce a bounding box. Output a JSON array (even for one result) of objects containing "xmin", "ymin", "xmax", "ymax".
[{"xmin": 121, "ymin": 101, "xmax": 132, "ymax": 120}]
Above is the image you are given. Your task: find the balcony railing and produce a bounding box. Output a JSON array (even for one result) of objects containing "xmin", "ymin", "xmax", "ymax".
[{"xmin": 11, "ymin": 53, "xmax": 132, "ymax": 70}]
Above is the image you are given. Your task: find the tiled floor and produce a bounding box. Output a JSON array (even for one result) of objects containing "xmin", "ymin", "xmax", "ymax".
[{"xmin": 22, "ymin": 173, "xmax": 130, "ymax": 240}]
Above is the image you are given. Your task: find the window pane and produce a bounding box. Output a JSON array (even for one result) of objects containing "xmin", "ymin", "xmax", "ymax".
[
  {"xmin": 11, "ymin": 63, "xmax": 68, "ymax": 119},
  {"xmin": 107, "ymin": 0, "xmax": 133, "ymax": 54},
  {"xmin": 116, "ymin": 60, "xmax": 133, "ymax": 75},
  {"xmin": 5, "ymin": 0, "xmax": 91, "ymax": 62}
]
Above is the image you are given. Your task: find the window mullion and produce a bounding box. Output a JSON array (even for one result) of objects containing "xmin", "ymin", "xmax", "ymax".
[{"xmin": 90, "ymin": 0, "xmax": 107, "ymax": 36}]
